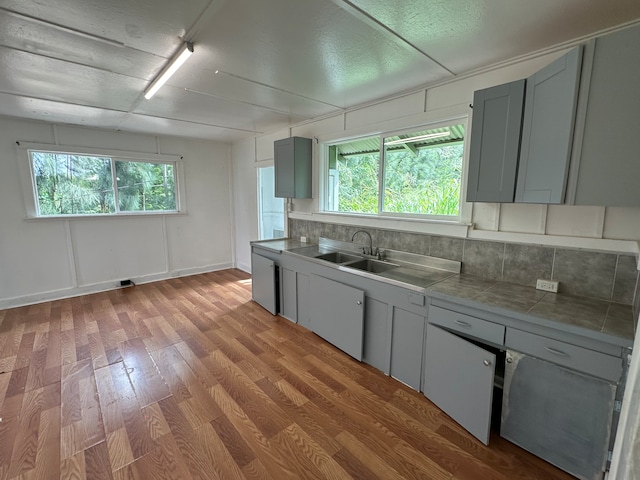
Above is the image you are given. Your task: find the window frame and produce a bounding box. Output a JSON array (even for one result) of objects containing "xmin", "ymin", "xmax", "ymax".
[
  {"xmin": 18, "ymin": 142, "xmax": 186, "ymax": 219},
  {"xmin": 321, "ymin": 117, "xmax": 468, "ymax": 222}
]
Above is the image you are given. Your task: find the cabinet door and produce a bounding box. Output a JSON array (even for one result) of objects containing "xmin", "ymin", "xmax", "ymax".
[
  {"xmin": 363, "ymin": 297, "xmax": 391, "ymax": 373},
  {"xmin": 309, "ymin": 275, "xmax": 364, "ymax": 361},
  {"xmin": 274, "ymin": 138, "xmax": 295, "ymax": 198},
  {"xmin": 502, "ymin": 350, "xmax": 616, "ymax": 480},
  {"xmin": 515, "ymin": 47, "xmax": 582, "ymax": 203},
  {"xmin": 296, "ymin": 272, "xmax": 311, "ymax": 329},
  {"xmin": 424, "ymin": 324, "xmax": 496, "ymax": 445},
  {"xmin": 390, "ymin": 307, "xmax": 425, "ymax": 391},
  {"xmin": 281, "ymin": 267, "xmax": 297, "ymax": 323},
  {"xmin": 467, "ymin": 80, "xmax": 525, "ymax": 202},
  {"xmin": 274, "ymin": 137, "xmax": 312, "ymax": 198},
  {"xmin": 251, "ymin": 253, "xmax": 277, "ymax": 315},
  {"xmin": 571, "ymin": 25, "xmax": 640, "ymax": 206}
]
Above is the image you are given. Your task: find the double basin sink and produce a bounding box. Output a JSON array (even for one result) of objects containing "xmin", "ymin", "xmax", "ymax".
[{"xmin": 314, "ymin": 251, "xmax": 399, "ymax": 274}]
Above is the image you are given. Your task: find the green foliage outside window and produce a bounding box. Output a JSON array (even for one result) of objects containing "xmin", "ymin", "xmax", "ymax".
[
  {"xmin": 329, "ymin": 124, "xmax": 464, "ymax": 217},
  {"xmin": 383, "ymin": 144, "xmax": 463, "ymax": 216},
  {"xmin": 31, "ymin": 151, "xmax": 176, "ymax": 216},
  {"xmin": 335, "ymin": 153, "xmax": 379, "ymax": 214}
]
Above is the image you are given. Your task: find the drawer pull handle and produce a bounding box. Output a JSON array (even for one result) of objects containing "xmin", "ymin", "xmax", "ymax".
[
  {"xmin": 545, "ymin": 346, "xmax": 569, "ymax": 357},
  {"xmin": 454, "ymin": 320, "xmax": 471, "ymax": 328}
]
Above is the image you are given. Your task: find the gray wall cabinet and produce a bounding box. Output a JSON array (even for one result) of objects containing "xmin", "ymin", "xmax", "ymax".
[
  {"xmin": 274, "ymin": 136, "xmax": 312, "ymax": 198},
  {"xmin": 467, "ymin": 47, "xmax": 582, "ymax": 204},
  {"xmin": 502, "ymin": 349, "xmax": 616, "ymax": 480},
  {"xmin": 516, "ymin": 47, "xmax": 582, "ymax": 203},
  {"xmin": 467, "ymin": 80, "xmax": 525, "ymax": 202},
  {"xmin": 309, "ymin": 274, "xmax": 364, "ymax": 361},
  {"xmin": 567, "ymin": 24, "xmax": 640, "ymax": 206},
  {"xmin": 251, "ymin": 252, "xmax": 277, "ymax": 315}
]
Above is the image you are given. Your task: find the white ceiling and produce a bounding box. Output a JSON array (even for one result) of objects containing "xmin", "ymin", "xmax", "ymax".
[{"xmin": 1, "ymin": 0, "xmax": 639, "ymax": 142}]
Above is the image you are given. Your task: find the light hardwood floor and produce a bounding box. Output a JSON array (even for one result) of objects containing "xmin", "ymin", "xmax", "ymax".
[{"xmin": 0, "ymin": 269, "xmax": 575, "ymax": 479}]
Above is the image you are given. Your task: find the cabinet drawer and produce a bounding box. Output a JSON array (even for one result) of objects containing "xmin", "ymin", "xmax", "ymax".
[
  {"xmin": 429, "ymin": 305, "xmax": 505, "ymax": 346},
  {"xmin": 506, "ymin": 328, "xmax": 622, "ymax": 382}
]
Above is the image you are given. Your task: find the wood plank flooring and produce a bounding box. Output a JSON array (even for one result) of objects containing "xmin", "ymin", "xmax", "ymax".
[{"xmin": 0, "ymin": 269, "xmax": 576, "ymax": 479}]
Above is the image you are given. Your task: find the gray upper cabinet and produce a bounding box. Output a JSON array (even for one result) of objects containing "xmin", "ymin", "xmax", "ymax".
[
  {"xmin": 568, "ymin": 24, "xmax": 640, "ymax": 206},
  {"xmin": 274, "ymin": 136, "xmax": 312, "ymax": 198},
  {"xmin": 516, "ymin": 47, "xmax": 582, "ymax": 203},
  {"xmin": 467, "ymin": 47, "xmax": 582, "ymax": 204},
  {"xmin": 467, "ymin": 80, "xmax": 525, "ymax": 202}
]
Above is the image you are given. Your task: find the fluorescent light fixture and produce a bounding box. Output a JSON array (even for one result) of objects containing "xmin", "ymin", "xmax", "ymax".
[
  {"xmin": 144, "ymin": 42, "xmax": 194, "ymax": 100},
  {"xmin": 384, "ymin": 131, "xmax": 450, "ymax": 146}
]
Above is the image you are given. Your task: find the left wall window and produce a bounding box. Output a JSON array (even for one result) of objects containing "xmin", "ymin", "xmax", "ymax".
[{"xmin": 30, "ymin": 150, "xmax": 177, "ymax": 216}]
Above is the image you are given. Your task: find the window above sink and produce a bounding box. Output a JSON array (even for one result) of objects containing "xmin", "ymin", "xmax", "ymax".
[{"xmin": 322, "ymin": 120, "xmax": 466, "ymax": 221}]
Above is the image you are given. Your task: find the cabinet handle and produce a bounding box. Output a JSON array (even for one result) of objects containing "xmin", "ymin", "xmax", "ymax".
[
  {"xmin": 454, "ymin": 320, "xmax": 471, "ymax": 328},
  {"xmin": 483, "ymin": 359, "xmax": 491, "ymax": 366},
  {"xmin": 545, "ymin": 346, "xmax": 569, "ymax": 357},
  {"xmin": 506, "ymin": 356, "xmax": 513, "ymax": 364},
  {"xmin": 356, "ymin": 300, "xmax": 362, "ymax": 305}
]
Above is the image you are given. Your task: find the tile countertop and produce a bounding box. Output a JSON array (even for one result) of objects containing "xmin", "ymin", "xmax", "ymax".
[
  {"xmin": 428, "ymin": 276, "xmax": 635, "ymax": 348},
  {"xmin": 251, "ymin": 239, "xmax": 636, "ymax": 348}
]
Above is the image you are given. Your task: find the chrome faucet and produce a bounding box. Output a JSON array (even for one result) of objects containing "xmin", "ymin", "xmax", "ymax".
[{"xmin": 351, "ymin": 230, "xmax": 374, "ymax": 256}]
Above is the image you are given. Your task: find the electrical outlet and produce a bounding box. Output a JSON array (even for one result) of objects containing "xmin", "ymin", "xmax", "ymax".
[
  {"xmin": 536, "ymin": 279, "xmax": 559, "ymax": 293},
  {"xmin": 300, "ymin": 236, "xmax": 307, "ymax": 243}
]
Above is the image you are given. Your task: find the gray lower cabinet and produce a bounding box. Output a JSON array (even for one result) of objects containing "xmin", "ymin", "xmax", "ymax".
[
  {"xmin": 251, "ymin": 252, "xmax": 277, "ymax": 315},
  {"xmin": 502, "ymin": 349, "xmax": 616, "ymax": 480},
  {"xmin": 390, "ymin": 307, "xmax": 426, "ymax": 391},
  {"xmin": 424, "ymin": 324, "xmax": 497, "ymax": 445},
  {"xmin": 280, "ymin": 267, "xmax": 297, "ymax": 323},
  {"xmin": 309, "ymin": 274, "xmax": 364, "ymax": 361},
  {"xmin": 296, "ymin": 272, "xmax": 311, "ymax": 329},
  {"xmin": 363, "ymin": 296, "xmax": 390, "ymax": 373}
]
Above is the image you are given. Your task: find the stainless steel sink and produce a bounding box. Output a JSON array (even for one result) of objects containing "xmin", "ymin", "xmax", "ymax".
[
  {"xmin": 345, "ymin": 259, "xmax": 398, "ymax": 273},
  {"xmin": 314, "ymin": 251, "xmax": 362, "ymax": 264}
]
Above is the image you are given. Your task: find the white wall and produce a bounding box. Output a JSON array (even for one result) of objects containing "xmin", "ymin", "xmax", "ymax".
[
  {"xmin": 232, "ymin": 47, "xmax": 640, "ymax": 258},
  {"xmin": 0, "ymin": 117, "xmax": 233, "ymax": 309}
]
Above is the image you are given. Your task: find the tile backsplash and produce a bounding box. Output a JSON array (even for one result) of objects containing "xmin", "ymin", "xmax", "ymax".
[{"xmin": 290, "ymin": 218, "xmax": 639, "ymax": 308}]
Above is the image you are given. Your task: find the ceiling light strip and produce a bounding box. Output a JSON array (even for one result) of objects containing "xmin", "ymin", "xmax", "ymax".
[{"xmin": 144, "ymin": 42, "xmax": 194, "ymax": 100}]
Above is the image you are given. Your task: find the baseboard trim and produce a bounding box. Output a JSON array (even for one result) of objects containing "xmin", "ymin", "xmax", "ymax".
[{"xmin": 0, "ymin": 263, "xmax": 233, "ymax": 310}]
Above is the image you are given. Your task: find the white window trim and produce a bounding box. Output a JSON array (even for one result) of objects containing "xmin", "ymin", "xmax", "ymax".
[
  {"xmin": 17, "ymin": 142, "xmax": 186, "ymax": 218},
  {"xmin": 318, "ymin": 116, "xmax": 472, "ymax": 225}
]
